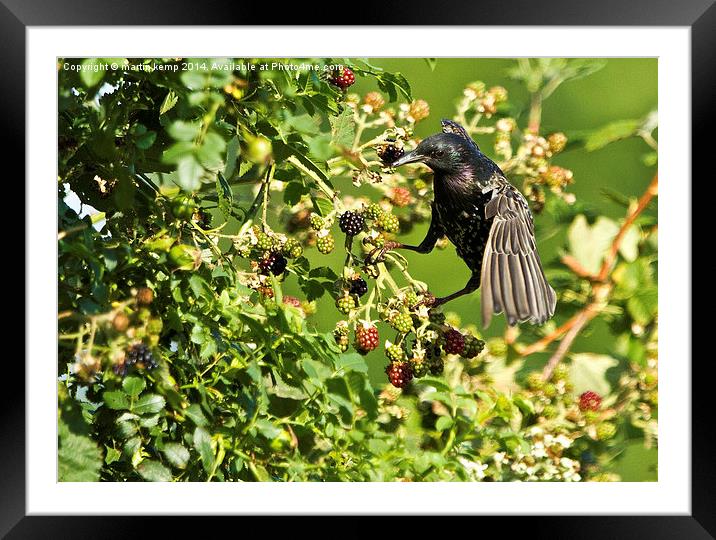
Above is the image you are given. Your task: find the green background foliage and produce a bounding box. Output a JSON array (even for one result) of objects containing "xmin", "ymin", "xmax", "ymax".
[{"xmin": 58, "ymin": 57, "xmax": 657, "ymax": 482}]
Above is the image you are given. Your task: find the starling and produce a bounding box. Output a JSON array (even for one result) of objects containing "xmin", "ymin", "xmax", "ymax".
[{"xmin": 371, "ymin": 119, "xmax": 556, "ymax": 328}]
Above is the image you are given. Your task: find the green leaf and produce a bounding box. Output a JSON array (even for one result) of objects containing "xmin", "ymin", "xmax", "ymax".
[
  {"xmin": 224, "ymin": 135, "xmax": 240, "ymax": 179},
  {"xmin": 184, "ymin": 403, "xmax": 208, "ymax": 426},
  {"xmin": 329, "ymin": 108, "xmax": 355, "ymax": 148},
  {"xmin": 216, "ymin": 173, "xmax": 233, "ymax": 220},
  {"xmin": 168, "ymin": 120, "xmax": 201, "ymax": 142},
  {"xmin": 193, "ymin": 426, "xmax": 215, "ymax": 474},
  {"xmin": 435, "ymin": 416, "xmax": 453, "ymax": 431},
  {"xmin": 313, "ymin": 197, "xmax": 334, "ymax": 217},
  {"xmin": 569, "ymin": 353, "xmax": 619, "ymax": 396},
  {"xmin": 627, "ymin": 286, "xmax": 658, "ymax": 325},
  {"xmin": 132, "ymin": 394, "xmax": 166, "ymax": 415},
  {"xmin": 122, "ymin": 376, "xmax": 146, "ymax": 398},
  {"xmin": 159, "ymin": 90, "xmax": 179, "ymax": 116},
  {"xmin": 162, "ymin": 443, "xmax": 190, "ymax": 469},
  {"xmin": 618, "ymin": 225, "xmax": 641, "ymax": 262},
  {"xmin": 176, "ymin": 156, "xmax": 203, "ymax": 192},
  {"xmin": 58, "ymin": 418, "xmax": 102, "ymax": 482},
  {"xmin": 334, "ymin": 352, "xmax": 368, "ymax": 373},
  {"xmin": 137, "ymin": 460, "xmax": 172, "ymax": 482},
  {"xmin": 425, "ymin": 58, "xmax": 438, "ymax": 71},
  {"xmin": 567, "ymin": 215, "xmax": 619, "ymax": 275},
  {"xmin": 103, "ymin": 390, "xmax": 129, "ymax": 410},
  {"xmin": 79, "ymin": 58, "xmax": 106, "ymax": 88},
  {"xmin": 135, "ymin": 131, "xmax": 157, "ymax": 150},
  {"xmin": 583, "ymin": 119, "xmax": 642, "ymax": 152}
]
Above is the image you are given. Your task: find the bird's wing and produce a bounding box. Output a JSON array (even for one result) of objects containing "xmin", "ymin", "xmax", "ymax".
[
  {"xmin": 441, "ymin": 119, "xmax": 480, "ymax": 151},
  {"xmin": 480, "ymin": 183, "xmax": 556, "ymax": 328}
]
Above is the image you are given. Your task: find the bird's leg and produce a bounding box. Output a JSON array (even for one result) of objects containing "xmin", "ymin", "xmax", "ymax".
[
  {"xmin": 367, "ymin": 219, "xmax": 443, "ymax": 264},
  {"xmin": 429, "ymin": 273, "xmax": 480, "ymax": 308}
]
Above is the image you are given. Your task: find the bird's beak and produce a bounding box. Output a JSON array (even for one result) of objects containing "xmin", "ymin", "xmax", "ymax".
[{"xmin": 391, "ymin": 150, "xmax": 425, "ymax": 167}]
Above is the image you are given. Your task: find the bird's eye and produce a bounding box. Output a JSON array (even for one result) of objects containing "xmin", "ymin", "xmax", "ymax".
[{"xmin": 434, "ymin": 149, "xmax": 445, "ymax": 158}]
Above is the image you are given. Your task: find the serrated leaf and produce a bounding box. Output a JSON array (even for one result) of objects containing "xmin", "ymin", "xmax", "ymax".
[
  {"xmin": 159, "ymin": 90, "xmax": 179, "ymax": 116},
  {"xmin": 334, "ymin": 352, "xmax": 368, "ymax": 373},
  {"xmin": 627, "ymin": 286, "xmax": 658, "ymax": 325},
  {"xmin": 584, "ymin": 119, "xmax": 642, "ymax": 152},
  {"xmin": 567, "ymin": 215, "xmax": 619, "ymax": 275},
  {"xmin": 122, "ymin": 376, "xmax": 145, "ymax": 398},
  {"xmin": 137, "ymin": 460, "xmax": 172, "ymax": 482},
  {"xmin": 176, "ymin": 156, "xmax": 203, "ymax": 192},
  {"xmin": 435, "ymin": 416, "xmax": 453, "ymax": 431},
  {"xmin": 193, "ymin": 426, "xmax": 214, "ymax": 474},
  {"xmin": 58, "ymin": 419, "xmax": 102, "ymax": 482},
  {"xmin": 184, "ymin": 403, "xmax": 208, "ymax": 426},
  {"xmin": 168, "ymin": 120, "xmax": 201, "ymax": 142},
  {"xmin": 132, "ymin": 394, "xmax": 165, "ymax": 415},
  {"xmin": 162, "ymin": 443, "xmax": 190, "ymax": 469},
  {"xmin": 224, "ymin": 135, "xmax": 240, "ymax": 179},
  {"xmin": 329, "ymin": 108, "xmax": 355, "ymax": 148},
  {"xmin": 103, "ymin": 390, "xmax": 129, "ymax": 410},
  {"xmin": 313, "ymin": 197, "xmax": 334, "ymax": 217}
]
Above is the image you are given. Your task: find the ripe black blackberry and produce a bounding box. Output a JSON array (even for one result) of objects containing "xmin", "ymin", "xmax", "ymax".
[
  {"xmin": 258, "ymin": 252, "xmax": 287, "ymax": 276},
  {"xmin": 377, "ymin": 144, "xmax": 405, "ymax": 166},
  {"xmin": 349, "ymin": 276, "xmax": 368, "ymax": 297},
  {"xmin": 125, "ymin": 343, "xmax": 158, "ymax": 371},
  {"xmin": 443, "ymin": 328, "xmax": 466, "ymax": 355},
  {"xmin": 339, "ymin": 211, "xmax": 365, "ymax": 237}
]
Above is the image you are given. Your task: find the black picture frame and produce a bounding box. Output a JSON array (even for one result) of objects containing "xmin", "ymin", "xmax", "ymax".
[{"xmin": 10, "ymin": 0, "xmax": 707, "ymax": 536}]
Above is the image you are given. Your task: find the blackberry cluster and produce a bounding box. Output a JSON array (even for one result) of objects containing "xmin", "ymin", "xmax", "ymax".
[
  {"xmin": 385, "ymin": 361, "xmax": 413, "ymax": 389},
  {"xmin": 349, "ymin": 277, "xmax": 368, "ymax": 297},
  {"xmin": 282, "ymin": 238, "xmax": 303, "ymax": 259},
  {"xmin": 377, "ymin": 145, "xmax": 405, "ymax": 166},
  {"xmin": 339, "ymin": 211, "xmax": 365, "ymax": 237},
  {"xmin": 258, "ymin": 252, "xmax": 287, "ymax": 276},
  {"xmin": 256, "ymin": 232, "xmax": 275, "ymax": 252},
  {"xmin": 116, "ymin": 343, "xmax": 158, "ymax": 376}
]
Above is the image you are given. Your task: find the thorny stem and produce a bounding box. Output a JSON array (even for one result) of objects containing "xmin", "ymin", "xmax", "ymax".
[
  {"xmin": 527, "ymin": 91, "xmax": 542, "ymax": 134},
  {"xmin": 520, "ymin": 173, "xmax": 658, "ymax": 378}
]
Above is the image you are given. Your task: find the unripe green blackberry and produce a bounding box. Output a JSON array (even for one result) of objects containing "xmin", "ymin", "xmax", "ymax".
[
  {"xmin": 389, "ymin": 311, "xmax": 413, "ymax": 334},
  {"xmin": 427, "ymin": 355, "xmax": 444, "ymax": 375},
  {"xmin": 409, "ymin": 357, "xmax": 429, "ymax": 378},
  {"xmin": 309, "ymin": 214, "xmax": 325, "ymax": 230},
  {"xmin": 376, "ymin": 212, "xmax": 399, "ymax": 233},
  {"xmin": 403, "ymin": 290, "xmax": 419, "ymax": 308},
  {"xmin": 316, "ymin": 233, "xmax": 335, "ymax": 254},
  {"xmin": 461, "ymin": 335, "xmax": 485, "ymax": 359},
  {"xmin": 526, "ymin": 372, "xmax": 544, "ymax": 391},
  {"xmin": 486, "ymin": 337, "xmax": 508, "ymax": 357},
  {"xmin": 338, "ymin": 211, "xmax": 365, "ymax": 237},
  {"xmin": 336, "ymin": 294, "xmax": 356, "ymax": 314},
  {"xmin": 428, "ymin": 310, "xmax": 446, "ymax": 325},
  {"xmin": 552, "ymin": 364, "xmax": 570, "ymax": 382},
  {"xmin": 596, "ymin": 422, "xmax": 617, "ymax": 441},
  {"xmin": 365, "ymin": 203, "xmax": 383, "ymax": 220},
  {"xmin": 542, "ymin": 404, "xmax": 558, "ymax": 419},
  {"xmin": 282, "ymin": 238, "xmax": 303, "ymax": 259},
  {"xmin": 333, "ymin": 324, "xmax": 350, "ymax": 352},
  {"xmin": 386, "ymin": 343, "xmax": 404, "ymax": 363},
  {"xmin": 543, "ymin": 383, "xmax": 557, "ymax": 399},
  {"xmin": 256, "ymin": 232, "xmax": 275, "ymax": 252},
  {"xmin": 584, "ymin": 410, "xmax": 600, "ymax": 424},
  {"xmin": 147, "ymin": 317, "xmax": 163, "ymax": 335}
]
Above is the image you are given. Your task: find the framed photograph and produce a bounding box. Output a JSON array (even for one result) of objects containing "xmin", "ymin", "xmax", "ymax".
[{"xmin": 12, "ymin": 0, "xmax": 708, "ymax": 536}]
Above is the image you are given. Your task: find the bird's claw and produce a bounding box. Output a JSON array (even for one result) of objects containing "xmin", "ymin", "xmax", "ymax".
[{"xmin": 366, "ymin": 241, "xmax": 400, "ymax": 265}]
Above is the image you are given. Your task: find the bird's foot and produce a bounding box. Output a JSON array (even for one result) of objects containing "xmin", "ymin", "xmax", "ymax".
[{"xmin": 366, "ymin": 241, "xmax": 401, "ymax": 265}]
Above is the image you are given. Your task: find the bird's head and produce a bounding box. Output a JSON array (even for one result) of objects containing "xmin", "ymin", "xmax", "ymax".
[{"xmin": 391, "ymin": 132, "xmax": 475, "ymax": 174}]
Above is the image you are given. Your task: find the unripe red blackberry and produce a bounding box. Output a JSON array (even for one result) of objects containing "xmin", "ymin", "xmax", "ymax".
[
  {"xmin": 391, "ymin": 187, "xmax": 412, "ymax": 207},
  {"xmin": 386, "ymin": 343, "xmax": 405, "ymax": 363},
  {"xmin": 136, "ymin": 287, "xmax": 154, "ymax": 306},
  {"xmin": 328, "ymin": 67, "xmax": 355, "ymax": 90},
  {"xmin": 336, "ymin": 294, "xmax": 356, "ymax": 314},
  {"xmin": 283, "ymin": 295, "xmax": 302, "ymax": 308},
  {"xmin": 316, "ymin": 233, "xmax": 335, "ymax": 254},
  {"xmin": 377, "ymin": 145, "xmax": 405, "ymax": 167},
  {"xmin": 282, "ymin": 238, "xmax": 303, "ymax": 259},
  {"xmin": 258, "ymin": 285, "xmax": 274, "ymax": 298},
  {"xmin": 354, "ymin": 322, "xmax": 379, "ymax": 353},
  {"xmin": 389, "ymin": 311, "xmax": 413, "ymax": 334},
  {"xmin": 385, "ymin": 361, "xmax": 413, "ymax": 389},
  {"xmin": 258, "ymin": 252, "xmax": 287, "ymax": 276},
  {"xmin": 112, "ymin": 312, "xmax": 130, "ymax": 332},
  {"xmin": 339, "ymin": 211, "xmax": 365, "ymax": 237},
  {"xmin": 461, "ymin": 334, "xmax": 485, "ymax": 359},
  {"xmin": 349, "ymin": 276, "xmax": 368, "ymax": 297},
  {"xmin": 579, "ymin": 391, "xmax": 602, "ymax": 412}
]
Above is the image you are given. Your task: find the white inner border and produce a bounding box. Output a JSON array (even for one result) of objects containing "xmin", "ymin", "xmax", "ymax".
[{"xmin": 28, "ymin": 27, "xmax": 691, "ymax": 515}]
